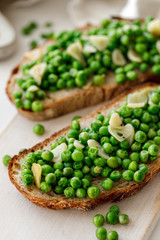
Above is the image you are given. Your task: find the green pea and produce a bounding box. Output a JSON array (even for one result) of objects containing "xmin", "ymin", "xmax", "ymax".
[
  {"xmin": 64, "ymin": 187, "xmax": 76, "ymax": 198},
  {"xmin": 63, "ymin": 167, "xmax": 73, "ymax": 177},
  {"xmin": 116, "ymin": 149, "xmax": 128, "ymax": 159},
  {"xmin": 101, "ymin": 166, "xmax": 112, "ymax": 178},
  {"xmin": 61, "ymin": 150, "xmax": 72, "ymax": 162},
  {"xmin": 45, "ymin": 173, "xmax": 56, "ymax": 184},
  {"xmin": 15, "ymin": 99, "xmax": 23, "ymax": 108},
  {"xmin": 93, "ymin": 214, "xmax": 105, "ymax": 227},
  {"xmin": 42, "ymin": 165, "xmax": 54, "ymax": 176},
  {"xmin": 99, "ymin": 126, "xmax": 110, "ymax": 136},
  {"xmin": 129, "ymin": 152, "xmax": 139, "ymax": 162},
  {"xmin": 94, "ymin": 158, "xmax": 106, "ymax": 167},
  {"xmin": 148, "ymin": 144, "xmax": 159, "ymax": 156},
  {"xmin": 128, "ymin": 161, "xmax": 138, "ymax": 171},
  {"xmin": 20, "ymin": 160, "xmax": 31, "ymax": 170},
  {"xmin": 82, "ymin": 165, "xmax": 90, "ymax": 174},
  {"xmin": 90, "ymin": 60, "xmax": 101, "ymax": 72},
  {"xmin": 148, "ymin": 105, "xmax": 159, "ymax": 115},
  {"xmin": 135, "ymin": 43, "xmax": 146, "ymax": 53},
  {"xmin": 58, "ymin": 177, "xmax": 68, "ymax": 187},
  {"xmin": 119, "ymin": 214, "xmax": 129, "ymax": 224},
  {"xmin": 109, "ymin": 205, "xmax": 119, "ymax": 214},
  {"xmin": 54, "ymin": 186, "xmax": 64, "ymax": 194},
  {"xmin": 13, "ymin": 90, "xmax": 22, "ymax": 99},
  {"xmin": 72, "ymin": 149, "xmax": 84, "ymax": 161},
  {"xmin": 122, "ymin": 170, "xmax": 134, "ymax": 181},
  {"xmin": 132, "ymin": 108, "xmax": 143, "ymax": 118},
  {"xmin": 22, "ymin": 174, "xmax": 34, "ymax": 187},
  {"xmin": 82, "ymin": 178, "xmax": 90, "ymax": 189},
  {"xmin": 21, "ymin": 169, "xmax": 33, "ymax": 177},
  {"xmin": 135, "ymin": 131, "xmax": 147, "ymax": 143},
  {"xmin": 122, "ymin": 159, "xmax": 131, "ymax": 169},
  {"xmin": 131, "ymin": 119, "xmax": 140, "ymax": 129},
  {"xmin": 32, "ymin": 124, "xmax": 45, "ymax": 136},
  {"xmin": 73, "ymin": 170, "xmax": 83, "ymax": 179},
  {"xmin": 31, "ymin": 101, "xmax": 44, "ymax": 112},
  {"xmin": 87, "ymin": 186, "xmax": 100, "ymax": 199},
  {"xmin": 2, "ymin": 154, "xmax": 11, "ymax": 166},
  {"xmin": 131, "ymin": 142, "xmax": 141, "ymax": 152},
  {"xmin": 141, "ymin": 111, "xmax": 151, "ymax": 123},
  {"xmin": 42, "ymin": 151, "xmax": 53, "ymax": 161},
  {"xmin": 91, "ymin": 120, "xmax": 102, "ymax": 131},
  {"xmin": 140, "ymin": 123, "xmax": 149, "ymax": 133},
  {"xmin": 93, "ymin": 75, "xmax": 104, "ymax": 86},
  {"xmin": 23, "ymin": 99, "xmax": 32, "ymax": 110},
  {"xmin": 79, "ymin": 132, "xmax": 89, "ymax": 144},
  {"xmin": 53, "ymin": 162, "xmax": 63, "ymax": 170},
  {"xmin": 119, "ymin": 105, "xmax": 132, "ymax": 117},
  {"xmin": 153, "ymin": 136, "xmax": 160, "ymax": 145},
  {"xmin": 71, "ymin": 120, "xmax": 80, "ymax": 130},
  {"xmin": 100, "ymin": 136, "xmax": 110, "ymax": 145},
  {"xmin": 139, "ymin": 63, "xmax": 148, "ymax": 73},
  {"xmin": 76, "ymin": 188, "xmax": 86, "ymax": 198},
  {"xmin": 107, "ymin": 231, "xmax": 119, "ymax": 240},
  {"xmin": 139, "ymin": 150, "xmax": 149, "ymax": 163},
  {"xmin": 106, "ymin": 211, "xmax": 119, "ymax": 225},
  {"xmin": 126, "ymin": 70, "xmax": 137, "ymax": 81},
  {"xmin": 51, "ymin": 142, "xmax": 58, "ymax": 150},
  {"xmin": 26, "ymin": 152, "xmax": 36, "ymax": 164},
  {"xmin": 120, "ymin": 140, "xmax": 130, "ymax": 149},
  {"xmin": 96, "ymin": 114, "xmax": 104, "ymax": 122},
  {"xmin": 96, "ymin": 227, "xmax": 107, "ymax": 240},
  {"xmin": 133, "ymin": 170, "xmax": 145, "ymax": 182},
  {"xmin": 110, "ymin": 170, "xmax": 121, "ymax": 181},
  {"xmin": 101, "ymin": 178, "xmax": 114, "ymax": 190},
  {"xmin": 110, "ymin": 136, "xmax": 119, "ymax": 146},
  {"xmin": 115, "ymin": 73, "xmax": 126, "ymax": 84},
  {"xmin": 103, "ymin": 143, "xmax": 114, "ymax": 154},
  {"xmin": 138, "ymin": 164, "xmax": 148, "ymax": 174},
  {"xmin": 107, "ymin": 157, "xmax": 119, "ymax": 168},
  {"xmin": 152, "ymin": 64, "xmax": 160, "ymax": 74},
  {"xmin": 88, "ymin": 147, "xmax": 98, "ymax": 159},
  {"xmin": 102, "ymin": 55, "xmax": 111, "ymax": 67},
  {"xmin": 142, "ymin": 140, "xmax": 154, "ymax": 150},
  {"xmin": 67, "ymin": 129, "xmax": 79, "ymax": 139}
]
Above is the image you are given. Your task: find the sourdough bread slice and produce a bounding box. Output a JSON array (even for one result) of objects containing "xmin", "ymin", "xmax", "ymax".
[
  {"xmin": 8, "ymin": 82, "xmax": 160, "ymax": 210},
  {"xmin": 6, "ymin": 19, "xmax": 160, "ymax": 121}
]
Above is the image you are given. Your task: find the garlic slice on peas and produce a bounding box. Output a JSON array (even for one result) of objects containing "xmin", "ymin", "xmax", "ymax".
[
  {"xmin": 127, "ymin": 49, "xmax": 142, "ymax": 63},
  {"xmin": 31, "ymin": 163, "xmax": 42, "ymax": 188},
  {"xmin": 28, "ymin": 62, "xmax": 46, "ymax": 85},
  {"xmin": 125, "ymin": 124, "xmax": 135, "ymax": 145},
  {"xmin": 89, "ymin": 35, "xmax": 109, "ymax": 51},
  {"xmin": 127, "ymin": 87, "xmax": 150, "ymax": 108},
  {"xmin": 87, "ymin": 139, "xmax": 109, "ymax": 159},
  {"xmin": 108, "ymin": 124, "xmax": 135, "ymax": 143},
  {"xmin": 109, "ymin": 112, "xmax": 123, "ymax": 129},
  {"xmin": 147, "ymin": 19, "xmax": 160, "ymax": 36},
  {"xmin": 27, "ymin": 85, "xmax": 39, "ymax": 92},
  {"xmin": 112, "ymin": 49, "xmax": 127, "ymax": 66},
  {"xmin": 83, "ymin": 44, "xmax": 97, "ymax": 53},
  {"xmin": 74, "ymin": 140, "xmax": 85, "ymax": 149},
  {"xmin": 24, "ymin": 48, "xmax": 42, "ymax": 61},
  {"xmin": 67, "ymin": 42, "xmax": 85, "ymax": 64},
  {"xmin": 52, "ymin": 143, "xmax": 67, "ymax": 162}
]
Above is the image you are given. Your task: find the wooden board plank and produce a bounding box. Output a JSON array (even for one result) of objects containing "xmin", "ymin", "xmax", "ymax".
[{"xmin": 0, "ymin": 105, "xmax": 160, "ymax": 240}]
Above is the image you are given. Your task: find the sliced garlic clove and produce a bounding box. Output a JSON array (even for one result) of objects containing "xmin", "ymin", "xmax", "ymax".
[
  {"xmin": 27, "ymin": 85, "xmax": 39, "ymax": 92},
  {"xmin": 89, "ymin": 35, "xmax": 109, "ymax": 51},
  {"xmin": 147, "ymin": 19, "xmax": 160, "ymax": 36},
  {"xmin": 109, "ymin": 112, "xmax": 123, "ymax": 129},
  {"xmin": 112, "ymin": 49, "xmax": 127, "ymax": 66},
  {"xmin": 24, "ymin": 48, "xmax": 42, "ymax": 61},
  {"xmin": 125, "ymin": 124, "xmax": 135, "ymax": 145},
  {"xmin": 52, "ymin": 143, "xmax": 67, "ymax": 162},
  {"xmin": 31, "ymin": 163, "xmax": 42, "ymax": 188},
  {"xmin": 67, "ymin": 42, "xmax": 85, "ymax": 64},
  {"xmin": 148, "ymin": 93, "xmax": 154, "ymax": 106},
  {"xmin": 156, "ymin": 40, "xmax": 160, "ymax": 54},
  {"xmin": 108, "ymin": 125, "xmax": 125, "ymax": 142},
  {"xmin": 127, "ymin": 49, "xmax": 142, "ymax": 63},
  {"xmin": 127, "ymin": 89, "xmax": 149, "ymax": 108},
  {"xmin": 123, "ymin": 124, "xmax": 134, "ymax": 139},
  {"xmin": 87, "ymin": 139, "xmax": 101, "ymax": 149},
  {"xmin": 83, "ymin": 44, "xmax": 97, "ymax": 53},
  {"xmin": 74, "ymin": 140, "xmax": 85, "ymax": 149},
  {"xmin": 28, "ymin": 62, "xmax": 46, "ymax": 85},
  {"xmin": 98, "ymin": 148, "xmax": 109, "ymax": 159}
]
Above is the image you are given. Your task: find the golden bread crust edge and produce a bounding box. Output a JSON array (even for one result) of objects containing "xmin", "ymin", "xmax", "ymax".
[{"xmin": 8, "ymin": 82, "xmax": 160, "ymax": 210}]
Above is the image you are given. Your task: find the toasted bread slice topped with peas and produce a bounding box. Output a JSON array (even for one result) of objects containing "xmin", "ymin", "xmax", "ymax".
[
  {"xmin": 6, "ymin": 16, "xmax": 160, "ymax": 120},
  {"xmin": 8, "ymin": 82, "xmax": 160, "ymax": 210}
]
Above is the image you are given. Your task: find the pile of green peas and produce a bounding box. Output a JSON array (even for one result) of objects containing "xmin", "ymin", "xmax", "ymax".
[
  {"xmin": 93, "ymin": 205, "xmax": 129, "ymax": 240},
  {"xmin": 20, "ymin": 86, "xmax": 160, "ymax": 198},
  {"xmin": 13, "ymin": 16, "xmax": 160, "ymax": 112}
]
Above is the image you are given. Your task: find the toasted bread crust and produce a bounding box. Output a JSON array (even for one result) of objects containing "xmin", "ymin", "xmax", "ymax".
[
  {"xmin": 8, "ymin": 82, "xmax": 160, "ymax": 210},
  {"xmin": 6, "ymin": 18, "xmax": 160, "ymax": 121}
]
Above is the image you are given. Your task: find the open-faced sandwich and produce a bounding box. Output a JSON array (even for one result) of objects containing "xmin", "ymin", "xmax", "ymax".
[
  {"xmin": 8, "ymin": 83, "xmax": 160, "ymax": 210},
  {"xmin": 6, "ymin": 16, "xmax": 160, "ymax": 120}
]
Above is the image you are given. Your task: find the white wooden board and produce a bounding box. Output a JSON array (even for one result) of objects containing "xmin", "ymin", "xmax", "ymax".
[{"xmin": 0, "ymin": 104, "xmax": 160, "ymax": 240}]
